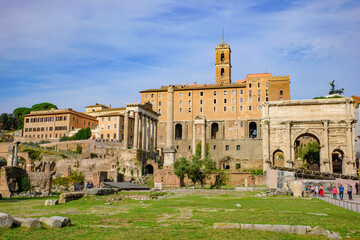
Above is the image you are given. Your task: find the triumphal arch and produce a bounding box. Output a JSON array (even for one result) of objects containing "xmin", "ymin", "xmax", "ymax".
[{"xmin": 261, "ymin": 97, "xmax": 356, "ymax": 175}]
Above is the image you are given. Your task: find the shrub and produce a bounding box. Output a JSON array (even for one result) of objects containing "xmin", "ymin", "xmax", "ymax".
[
  {"xmin": 211, "ymin": 172, "xmax": 230, "ymax": 189},
  {"xmin": 76, "ymin": 145, "xmax": 82, "ymax": 154},
  {"xmin": 20, "ymin": 176, "xmax": 31, "ymax": 192},
  {"xmin": 53, "ymin": 176, "xmax": 70, "ymax": 187},
  {"xmin": 69, "ymin": 170, "xmax": 85, "ymax": 184}
]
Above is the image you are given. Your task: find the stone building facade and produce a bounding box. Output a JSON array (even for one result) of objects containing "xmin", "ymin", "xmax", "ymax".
[
  {"xmin": 261, "ymin": 98, "xmax": 357, "ymax": 175},
  {"xmin": 140, "ymin": 40, "xmax": 290, "ymax": 169},
  {"xmin": 355, "ymin": 106, "xmax": 360, "ymax": 168},
  {"xmin": 23, "ymin": 108, "xmax": 98, "ymax": 139}
]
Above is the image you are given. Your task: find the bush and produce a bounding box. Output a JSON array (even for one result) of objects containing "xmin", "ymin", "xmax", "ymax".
[
  {"xmin": 20, "ymin": 176, "xmax": 31, "ymax": 192},
  {"xmin": 53, "ymin": 176, "xmax": 70, "ymax": 187},
  {"xmin": 23, "ymin": 148, "xmax": 42, "ymax": 161},
  {"xmin": 60, "ymin": 127, "xmax": 92, "ymax": 142},
  {"xmin": 210, "ymin": 172, "xmax": 230, "ymax": 189},
  {"xmin": 69, "ymin": 170, "xmax": 85, "ymax": 184},
  {"xmin": 76, "ymin": 145, "xmax": 82, "ymax": 154}
]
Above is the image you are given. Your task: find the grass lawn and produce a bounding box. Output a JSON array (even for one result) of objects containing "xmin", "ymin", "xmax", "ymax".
[{"xmin": 0, "ymin": 189, "xmax": 359, "ymax": 239}]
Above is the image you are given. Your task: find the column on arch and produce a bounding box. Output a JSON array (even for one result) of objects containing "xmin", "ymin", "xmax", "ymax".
[
  {"xmin": 142, "ymin": 114, "xmax": 147, "ymax": 151},
  {"xmin": 123, "ymin": 110, "xmax": 129, "ymax": 148}
]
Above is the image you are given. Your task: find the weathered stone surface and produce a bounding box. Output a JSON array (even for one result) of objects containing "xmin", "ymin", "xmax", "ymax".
[
  {"xmin": 40, "ymin": 216, "xmax": 71, "ymax": 228},
  {"xmin": 327, "ymin": 231, "xmax": 342, "ymax": 239},
  {"xmin": 83, "ymin": 188, "xmax": 115, "ymax": 196},
  {"xmin": 292, "ymin": 181, "xmax": 303, "ymax": 197},
  {"xmin": 0, "ymin": 212, "xmax": 14, "ymax": 228},
  {"xmin": 235, "ymin": 187, "xmax": 268, "ymax": 192},
  {"xmin": 308, "ymin": 226, "xmax": 328, "ymax": 236},
  {"xmin": 45, "ymin": 199, "xmax": 59, "ymax": 206},
  {"xmin": 241, "ymin": 224, "xmax": 311, "ymax": 235},
  {"xmin": 214, "ymin": 223, "xmax": 240, "ymax": 229},
  {"xmin": 13, "ymin": 217, "xmax": 41, "ymax": 229},
  {"xmin": 59, "ymin": 192, "xmax": 85, "ymax": 203}
]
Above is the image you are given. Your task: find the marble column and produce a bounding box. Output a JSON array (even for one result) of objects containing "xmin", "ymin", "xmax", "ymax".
[
  {"xmin": 154, "ymin": 121, "xmax": 158, "ymax": 152},
  {"xmin": 150, "ymin": 118, "xmax": 154, "ymax": 152},
  {"xmin": 163, "ymin": 85, "xmax": 177, "ymax": 166},
  {"xmin": 346, "ymin": 121, "xmax": 355, "ymax": 175},
  {"xmin": 322, "ymin": 121, "xmax": 330, "ymax": 172},
  {"xmin": 201, "ymin": 121, "xmax": 206, "ymax": 159},
  {"xmin": 142, "ymin": 115, "xmax": 147, "ymax": 151},
  {"xmin": 123, "ymin": 111, "xmax": 129, "ymax": 148},
  {"xmin": 261, "ymin": 120, "xmax": 271, "ymax": 172},
  {"xmin": 146, "ymin": 117, "xmax": 151, "ymax": 151},
  {"xmin": 138, "ymin": 114, "xmax": 143, "ymax": 149},
  {"xmin": 13, "ymin": 142, "xmax": 19, "ymax": 166},
  {"xmin": 285, "ymin": 121, "xmax": 293, "ymax": 168},
  {"xmin": 134, "ymin": 111, "xmax": 139, "ymax": 149}
]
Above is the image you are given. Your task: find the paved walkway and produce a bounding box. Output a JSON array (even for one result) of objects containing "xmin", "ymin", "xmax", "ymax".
[{"xmin": 317, "ymin": 194, "xmax": 360, "ymax": 213}]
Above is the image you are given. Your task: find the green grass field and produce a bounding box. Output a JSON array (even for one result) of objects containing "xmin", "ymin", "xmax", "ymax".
[{"xmin": 0, "ymin": 189, "xmax": 359, "ymax": 239}]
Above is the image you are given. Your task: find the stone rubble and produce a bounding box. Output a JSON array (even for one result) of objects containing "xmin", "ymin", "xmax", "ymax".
[
  {"xmin": 40, "ymin": 216, "xmax": 71, "ymax": 228},
  {"xmin": 0, "ymin": 212, "xmax": 14, "ymax": 228},
  {"xmin": 13, "ymin": 217, "xmax": 41, "ymax": 229},
  {"xmin": 44, "ymin": 199, "xmax": 59, "ymax": 206}
]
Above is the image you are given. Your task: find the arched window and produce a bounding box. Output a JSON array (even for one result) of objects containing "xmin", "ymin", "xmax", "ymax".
[
  {"xmin": 221, "ymin": 53, "xmax": 225, "ymax": 62},
  {"xmin": 332, "ymin": 149, "xmax": 344, "ymax": 174},
  {"xmin": 211, "ymin": 123, "xmax": 219, "ymax": 139},
  {"xmin": 175, "ymin": 123, "xmax": 182, "ymax": 140},
  {"xmin": 221, "ymin": 68, "xmax": 225, "ymax": 77},
  {"xmin": 280, "ymin": 90, "xmax": 283, "ymax": 95},
  {"xmin": 145, "ymin": 165, "xmax": 154, "ymax": 175}
]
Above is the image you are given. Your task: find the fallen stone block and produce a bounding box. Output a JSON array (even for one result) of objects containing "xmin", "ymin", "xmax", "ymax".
[
  {"xmin": 327, "ymin": 231, "xmax": 342, "ymax": 239},
  {"xmin": 40, "ymin": 216, "xmax": 71, "ymax": 228},
  {"xmin": 59, "ymin": 192, "xmax": 85, "ymax": 203},
  {"xmin": 83, "ymin": 188, "xmax": 115, "ymax": 196},
  {"xmin": 45, "ymin": 199, "xmax": 59, "ymax": 206},
  {"xmin": 214, "ymin": 223, "xmax": 240, "ymax": 229},
  {"xmin": 240, "ymin": 224, "xmax": 311, "ymax": 235},
  {"xmin": 13, "ymin": 217, "xmax": 41, "ymax": 229},
  {"xmin": 0, "ymin": 212, "xmax": 14, "ymax": 228},
  {"xmin": 308, "ymin": 226, "xmax": 328, "ymax": 236}
]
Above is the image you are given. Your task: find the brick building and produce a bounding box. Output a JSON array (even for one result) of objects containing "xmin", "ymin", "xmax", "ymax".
[
  {"xmin": 140, "ymin": 39, "xmax": 291, "ymax": 169},
  {"xmin": 23, "ymin": 108, "xmax": 98, "ymax": 139}
]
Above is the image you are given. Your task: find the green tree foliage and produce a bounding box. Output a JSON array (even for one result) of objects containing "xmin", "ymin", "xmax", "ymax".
[
  {"xmin": 60, "ymin": 127, "xmax": 92, "ymax": 142},
  {"xmin": 30, "ymin": 102, "xmax": 57, "ymax": 111},
  {"xmin": 68, "ymin": 170, "xmax": 85, "ymax": 184},
  {"xmin": 296, "ymin": 141, "xmax": 320, "ymax": 165},
  {"xmin": 195, "ymin": 142, "xmax": 210, "ymax": 158},
  {"xmin": 20, "ymin": 176, "xmax": 31, "ymax": 192},
  {"xmin": 210, "ymin": 172, "xmax": 230, "ymax": 189},
  {"xmin": 0, "ymin": 113, "xmax": 19, "ymax": 130},
  {"xmin": 13, "ymin": 107, "xmax": 31, "ymax": 129},
  {"xmin": 76, "ymin": 145, "xmax": 82, "ymax": 154},
  {"xmin": 174, "ymin": 155, "xmax": 216, "ymax": 187}
]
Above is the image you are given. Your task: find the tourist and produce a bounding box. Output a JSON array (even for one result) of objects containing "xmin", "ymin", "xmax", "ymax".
[
  {"xmin": 355, "ymin": 182, "xmax": 359, "ymax": 195},
  {"xmin": 347, "ymin": 185, "xmax": 353, "ymax": 200},
  {"xmin": 319, "ymin": 185, "xmax": 324, "ymax": 197},
  {"xmin": 315, "ymin": 184, "xmax": 319, "ymax": 197},
  {"xmin": 339, "ymin": 184, "xmax": 344, "ymax": 200},
  {"xmin": 332, "ymin": 186, "xmax": 337, "ymax": 199}
]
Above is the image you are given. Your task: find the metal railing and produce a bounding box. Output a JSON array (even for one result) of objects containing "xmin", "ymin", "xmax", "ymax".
[
  {"xmin": 317, "ymin": 195, "xmax": 360, "ymax": 213},
  {"xmin": 269, "ymin": 165, "xmax": 359, "ymax": 180}
]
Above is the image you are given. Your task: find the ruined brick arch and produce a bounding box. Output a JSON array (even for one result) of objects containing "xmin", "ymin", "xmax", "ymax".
[{"xmin": 272, "ymin": 149, "xmax": 284, "ymax": 167}]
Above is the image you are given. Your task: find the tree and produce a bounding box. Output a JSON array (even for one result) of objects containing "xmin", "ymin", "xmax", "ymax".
[
  {"xmin": 0, "ymin": 113, "xmax": 19, "ymax": 130},
  {"xmin": 31, "ymin": 102, "xmax": 57, "ymax": 111},
  {"xmin": 60, "ymin": 127, "xmax": 92, "ymax": 142},
  {"xmin": 187, "ymin": 155, "xmax": 216, "ymax": 187},
  {"xmin": 296, "ymin": 141, "xmax": 320, "ymax": 165},
  {"xmin": 174, "ymin": 157, "xmax": 189, "ymax": 186}
]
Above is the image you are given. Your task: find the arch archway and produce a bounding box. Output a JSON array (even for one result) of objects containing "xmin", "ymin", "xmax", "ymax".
[
  {"xmin": 144, "ymin": 164, "xmax": 154, "ymax": 175},
  {"xmin": 294, "ymin": 133, "xmax": 320, "ymax": 170},
  {"xmin": 249, "ymin": 122, "xmax": 257, "ymax": 138},
  {"xmin": 0, "ymin": 157, "xmax": 7, "ymax": 167},
  {"xmin": 221, "ymin": 68, "xmax": 225, "ymax": 76},
  {"xmin": 332, "ymin": 149, "xmax": 344, "ymax": 174},
  {"xmin": 211, "ymin": 123, "xmax": 219, "ymax": 139},
  {"xmin": 221, "ymin": 53, "xmax": 225, "ymax": 62},
  {"xmin": 175, "ymin": 123, "xmax": 182, "ymax": 140},
  {"xmin": 273, "ymin": 149, "xmax": 284, "ymax": 166}
]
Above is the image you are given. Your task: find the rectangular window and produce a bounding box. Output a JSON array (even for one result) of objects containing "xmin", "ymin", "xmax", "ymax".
[
  {"xmin": 107, "ymin": 134, "xmax": 110, "ymax": 139},
  {"xmin": 188, "ymin": 100, "xmax": 191, "ymax": 105},
  {"xmin": 249, "ymin": 83, "xmax": 252, "ymax": 88},
  {"xmin": 232, "ymin": 98, "xmax": 235, "ymax": 104},
  {"xmin": 213, "ymin": 145, "xmax": 216, "ymax": 149},
  {"xmin": 237, "ymin": 145, "xmax": 240, "ymax": 151},
  {"xmin": 159, "ymin": 109, "xmax": 161, "ymax": 114},
  {"xmin": 102, "ymin": 117, "xmax": 104, "ymax": 121},
  {"xmin": 240, "ymin": 98, "xmax": 243, "ymax": 103},
  {"xmin": 101, "ymin": 124, "xmax": 104, "ymax": 130},
  {"xmin": 180, "ymin": 100, "xmax": 183, "ymax": 106},
  {"xmin": 266, "ymin": 90, "xmax": 269, "ymax": 96},
  {"xmin": 159, "ymin": 93, "xmax": 162, "ymax": 98},
  {"xmin": 101, "ymin": 134, "xmax": 104, "ymax": 139},
  {"xmin": 214, "ymin": 99, "xmax": 217, "ymax": 104},
  {"xmin": 224, "ymin": 99, "xmax": 227, "ymax": 103},
  {"xmin": 179, "ymin": 108, "xmax": 183, "ymax": 113},
  {"xmin": 224, "ymin": 106, "xmax": 227, "ymax": 112},
  {"xmin": 258, "ymin": 105, "xmax": 262, "ymax": 111},
  {"xmin": 214, "ymin": 107, "xmax": 217, "ymax": 112},
  {"xmin": 249, "ymin": 90, "xmax": 252, "ymax": 96},
  {"xmin": 188, "ymin": 92, "xmax": 191, "ymax": 97},
  {"xmin": 258, "ymin": 83, "xmax": 260, "ymax": 88},
  {"xmin": 213, "ymin": 91, "xmax": 217, "ymax": 96},
  {"xmin": 200, "ymin": 99, "xmax": 203, "ymax": 104},
  {"xmin": 258, "ymin": 90, "xmax": 261, "ymax": 95},
  {"xmin": 179, "ymin": 92, "xmax": 183, "ymax": 97},
  {"xmin": 266, "ymin": 82, "xmax": 269, "ymax": 87},
  {"xmin": 200, "ymin": 107, "xmax": 203, "ymax": 113},
  {"xmin": 200, "ymin": 91, "xmax": 204, "ymax": 96},
  {"xmin": 232, "ymin": 90, "xmax": 235, "ymax": 95},
  {"xmin": 145, "ymin": 94, "xmax": 148, "ymax": 98},
  {"xmin": 151, "ymin": 94, "xmax": 154, "ymax": 98},
  {"xmin": 64, "ymin": 116, "xmax": 67, "ymax": 121},
  {"xmin": 240, "ymin": 106, "xmax": 243, "ymax": 111},
  {"xmin": 122, "ymin": 125, "xmax": 124, "ymax": 130},
  {"xmin": 226, "ymin": 145, "xmax": 229, "ymax": 151},
  {"xmin": 159, "ymin": 101, "xmax": 162, "ymax": 106},
  {"xmin": 280, "ymin": 97, "xmax": 283, "ymax": 101},
  {"xmin": 114, "ymin": 124, "xmax": 117, "ymax": 129},
  {"xmin": 249, "ymin": 97, "xmax": 252, "ymax": 103},
  {"xmin": 249, "ymin": 105, "xmax": 252, "ymax": 111},
  {"xmin": 266, "ymin": 97, "xmax": 269, "ymax": 101},
  {"xmin": 114, "ymin": 134, "xmax": 116, "ymax": 139},
  {"xmin": 224, "ymin": 90, "xmax": 227, "ymax": 95},
  {"xmin": 108, "ymin": 117, "xmax": 111, "ymax": 121},
  {"xmin": 241, "ymin": 121, "xmax": 243, "ymax": 127},
  {"xmin": 188, "ymin": 108, "xmax": 192, "ymax": 113},
  {"xmin": 240, "ymin": 90, "xmax": 243, "ymax": 94},
  {"xmin": 26, "ymin": 118, "xmax": 29, "ymax": 123},
  {"xmin": 258, "ymin": 97, "xmax": 261, "ymax": 102},
  {"xmin": 232, "ymin": 106, "xmax": 235, "ymax": 111}
]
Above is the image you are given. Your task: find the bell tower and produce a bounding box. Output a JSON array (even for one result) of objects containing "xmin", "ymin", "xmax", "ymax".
[{"xmin": 215, "ymin": 36, "xmax": 231, "ymax": 85}]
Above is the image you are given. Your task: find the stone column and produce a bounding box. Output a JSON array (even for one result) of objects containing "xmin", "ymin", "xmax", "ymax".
[
  {"xmin": 123, "ymin": 111, "xmax": 129, "ymax": 148},
  {"xmin": 345, "ymin": 121, "xmax": 355, "ymax": 175},
  {"xmin": 322, "ymin": 121, "xmax": 330, "ymax": 172},
  {"xmin": 13, "ymin": 142, "xmax": 20, "ymax": 166},
  {"xmin": 138, "ymin": 114, "xmax": 143, "ymax": 149},
  {"xmin": 285, "ymin": 121, "xmax": 293, "ymax": 168},
  {"xmin": 192, "ymin": 122, "xmax": 196, "ymax": 155},
  {"xmin": 163, "ymin": 85, "xmax": 177, "ymax": 166},
  {"xmin": 117, "ymin": 115, "xmax": 121, "ymax": 141},
  {"xmin": 133, "ymin": 111, "xmax": 139, "ymax": 149},
  {"xmin": 147, "ymin": 117, "xmax": 151, "ymax": 151},
  {"xmin": 201, "ymin": 121, "xmax": 206, "ymax": 159},
  {"xmin": 261, "ymin": 120, "xmax": 271, "ymax": 172},
  {"xmin": 154, "ymin": 121, "xmax": 158, "ymax": 151},
  {"xmin": 142, "ymin": 115, "xmax": 147, "ymax": 151},
  {"xmin": 150, "ymin": 118, "xmax": 154, "ymax": 152}
]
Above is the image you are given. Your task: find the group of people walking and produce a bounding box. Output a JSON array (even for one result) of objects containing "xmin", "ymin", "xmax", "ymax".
[
  {"xmin": 305, "ymin": 184, "xmax": 325, "ymax": 197},
  {"xmin": 332, "ymin": 182, "xmax": 359, "ymax": 200}
]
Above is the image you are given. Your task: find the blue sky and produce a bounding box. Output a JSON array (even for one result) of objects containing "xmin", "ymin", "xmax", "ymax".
[{"xmin": 0, "ymin": 0, "xmax": 359, "ymax": 113}]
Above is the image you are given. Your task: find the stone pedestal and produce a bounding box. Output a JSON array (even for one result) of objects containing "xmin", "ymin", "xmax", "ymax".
[{"xmin": 163, "ymin": 147, "xmax": 176, "ymax": 166}]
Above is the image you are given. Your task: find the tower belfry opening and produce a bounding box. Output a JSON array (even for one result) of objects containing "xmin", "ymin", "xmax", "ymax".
[{"xmin": 215, "ymin": 35, "xmax": 231, "ymax": 85}]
